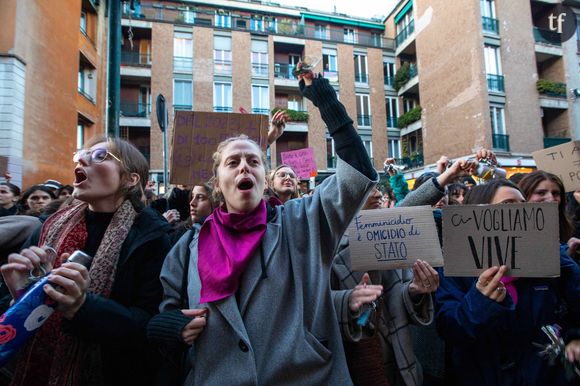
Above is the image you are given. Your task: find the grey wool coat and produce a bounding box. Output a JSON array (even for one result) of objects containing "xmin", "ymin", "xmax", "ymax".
[
  {"xmin": 159, "ymin": 158, "xmax": 377, "ymax": 386},
  {"xmin": 331, "ymin": 177, "xmax": 446, "ymax": 386}
]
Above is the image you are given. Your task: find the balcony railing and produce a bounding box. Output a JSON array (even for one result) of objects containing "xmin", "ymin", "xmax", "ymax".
[
  {"xmin": 214, "ymin": 106, "xmax": 233, "ymax": 112},
  {"xmin": 395, "ymin": 19, "xmax": 415, "ymax": 47},
  {"xmin": 537, "ymin": 80, "xmax": 567, "ymax": 98},
  {"xmin": 355, "ymin": 73, "xmax": 369, "ymax": 83},
  {"xmin": 482, "ymin": 16, "xmax": 499, "ymax": 34},
  {"xmin": 173, "ymin": 56, "xmax": 192, "ymax": 72},
  {"xmin": 357, "ymin": 115, "xmax": 372, "ymax": 127},
  {"xmin": 78, "ymin": 87, "xmax": 95, "ymax": 103},
  {"xmin": 492, "ymin": 133, "xmax": 510, "ymax": 152},
  {"xmin": 252, "ymin": 108, "xmax": 269, "ymax": 114},
  {"xmin": 274, "ymin": 63, "xmax": 296, "ymax": 80},
  {"xmin": 214, "ymin": 59, "xmax": 232, "ymax": 75},
  {"xmin": 395, "ymin": 153, "xmax": 424, "ymax": 169},
  {"xmin": 121, "ymin": 51, "xmax": 152, "ymax": 66},
  {"xmin": 252, "ymin": 63, "xmax": 269, "ymax": 77},
  {"xmin": 174, "ymin": 104, "xmax": 192, "ymax": 111},
  {"xmin": 120, "ymin": 102, "xmax": 150, "ymax": 117},
  {"xmin": 387, "ymin": 117, "xmax": 398, "ymax": 128},
  {"xmin": 544, "ymin": 137, "xmax": 571, "ymax": 149},
  {"xmin": 487, "ymin": 74, "xmax": 505, "ymax": 92},
  {"xmin": 122, "ymin": 3, "xmax": 395, "ymax": 50},
  {"xmin": 533, "ymin": 27, "xmax": 561, "ymax": 46},
  {"xmin": 409, "ymin": 64, "xmax": 418, "ymax": 78}
]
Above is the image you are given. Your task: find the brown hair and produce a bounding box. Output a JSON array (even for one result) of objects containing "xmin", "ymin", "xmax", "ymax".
[
  {"xmin": 210, "ymin": 135, "xmax": 267, "ymax": 202},
  {"xmin": 269, "ymin": 164, "xmax": 300, "ymax": 200},
  {"xmin": 519, "ymin": 170, "xmax": 573, "ymax": 243},
  {"xmin": 83, "ymin": 136, "xmax": 149, "ymax": 211}
]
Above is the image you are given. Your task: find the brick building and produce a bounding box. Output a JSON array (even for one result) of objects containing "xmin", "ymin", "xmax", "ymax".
[{"xmin": 0, "ymin": 0, "xmax": 108, "ymax": 188}]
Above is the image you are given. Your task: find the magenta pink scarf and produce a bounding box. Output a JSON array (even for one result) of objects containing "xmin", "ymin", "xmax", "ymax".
[
  {"xmin": 198, "ymin": 200, "xmax": 267, "ymax": 303},
  {"xmin": 500, "ymin": 276, "xmax": 519, "ymax": 305}
]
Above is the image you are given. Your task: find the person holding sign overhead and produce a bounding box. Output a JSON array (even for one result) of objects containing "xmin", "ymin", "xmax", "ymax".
[
  {"xmin": 150, "ymin": 68, "xmax": 379, "ymax": 385},
  {"xmin": 435, "ymin": 178, "xmax": 580, "ymax": 386}
]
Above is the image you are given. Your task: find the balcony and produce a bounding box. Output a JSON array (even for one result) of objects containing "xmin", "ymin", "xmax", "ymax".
[
  {"xmin": 251, "ymin": 63, "xmax": 268, "ymax": 77},
  {"xmin": 533, "ymin": 27, "xmax": 563, "ymax": 61},
  {"xmin": 487, "ymin": 74, "xmax": 505, "ymax": 93},
  {"xmin": 121, "ymin": 51, "xmax": 151, "ymax": 66},
  {"xmin": 274, "ymin": 63, "xmax": 296, "ymax": 80},
  {"xmin": 543, "ymin": 137, "xmax": 571, "ymax": 149},
  {"xmin": 492, "ymin": 133, "xmax": 510, "ymax": 152},
  {"xmin": 482, "ymin": 17, "xmax": 499, "ymax": 34},
  {"xmin": 173, "ymin": 56, "xmax": 193, "ymax": 73},
  {"xmin": 214, "ymin": 106, "xmax": 233, "ymax": 112},
  {"xmin": 537, "ymin": 80, "xmax": 569, "ymax": 109},
  {"xmin": 395, "ymin": 20, "xmax": 415, "ymax": 47},
  {"xmin": 122, "ymin": 3, "xmax": 395, "ymax": 50},
  {"xmin": 214, "ymin": 60, "xmax": 232, "ymax": 75},
  {"xmin": 395, "ymin": 153, "xmax": 424, "ymax": 169},
  {"xmin": 357, "ymin": 115, "xmax": 372, "ymax": 127},
  {"xmin": 120, "ymin": 102, "xmax": 150, "ymax": 117},
  {"xmin": 397, "ymin": 106, "xmax": 422, "ymax": 130},
  {"xmin": 355, "ymin": 73, "xmax": 369, "ymax": 84},
  {"xmin": 395, "ymin": 63, "xmax": 419, "ymax": 95},
  {"xmin": 533, "ymin": 27, "xmax": 561, "ymax": 46},
  {"xmin": 252, "ymin": 108, "xmax": 269, "ymax": 115}
]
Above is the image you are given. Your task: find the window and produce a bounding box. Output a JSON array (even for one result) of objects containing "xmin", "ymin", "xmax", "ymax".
[
  {"xmin": 344, "ymin": 28, "xmax": 356, "ymax": 43},
  {"xmin": 371, "ymin": 32, "xmax": 382, "ymax": 47},
  {"xmin": 356, "ymin": 94, "xmax": 371, "ymax": 127},
  {"xmin": 288, "ymin": 95, "xmax": 303, "ymax": 111},
  {"xmin": 215, "ymin": 11, "xmax": 231, "ymax": 28},
  {"xmin": 354, "ymin": 54, "xmax": 368, "ymax": 83},
  {"xmin": 384, "ymin": 61, "xmax": 395, "ymax": 86},
  {"xmin": 480, "ymin": 0, "xmax": 496, "ymax": 19},
  {"xmin": 388, "ymin": 139, "xmax": 401, "ymax": 159},
  {"xmin": 315, "ymin": 24, "xmax": 327, "ymax": 40},
  {"xmin": 323, "ymin": 49, "xmax": 338, "ymax": 82},
  {"xmin": 396, "ymin": 12, "xmax": 413, "ymax": 35},
  {"xmin": 78, "ymin": 63, "xmax": 96, "ymax": 103},
  {"xmin": 403, "ymin": 98, "xmax": 415, "ymax": 113},
  {"xmin": 251, "ymin": 16, "xmax": 264, "ymax": 32},
  {"xmin": 489, "ymin": 105, "xmax": 505, "ymax": 134},
  {"xmin": 269, "ymin": 18, "xmax": 278, "ymax": 33},
  {"xmin": 326, "ymin": 138, "xmax": 336, "ymax": 169},
  {"xmin": 386, "ymin": 97, "xmax": 398, "ymax": 127},
  {"xmin": 252, "ymin": 85, "xmax": 269, "ymax": 114},
  {"xmin": 174, "ymin": 32, "xmax": 193, "ymax": 72},
  {"xmin": 214, "ymin": 82, "xmax": 232, "ymax": 112},
  {"xmin": 80, "ymin": 11, "xmax": 87, "ymax": 35},
  {"xmin": 484, "ymin": 45, "xmax": 504, "ymax": 92},
  {"xmin": 214, "ymin": 36, "xmax": 232, "ymax": 74},
  {"xmin": 362, "ymin": 139, "xmax": 373, "ymax": 160},
  {"xmin": 174, "ymin": 79, "xmax": 192, "ymax": 110},
  {"xmin": 77, "ymin": 124, "xmax": 84, "ymax": 150},
  {"xmin": 251, "ymin": 40, "xmax": 268, "ymax": 77}
]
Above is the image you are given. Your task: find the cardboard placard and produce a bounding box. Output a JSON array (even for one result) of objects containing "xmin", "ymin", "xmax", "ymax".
[
  {"xmin": 346, "ymin": 206, "xmax": 443, "ymax": 271},
  {"xmin": 0, "ymin": 156, "xmax": 7, "ymax": 176},
  {"xmin": 170, "ymin": 111, "xmax": 269, "ymax": 185},
  {"xmin": 533, "ymin": 140, "xmax": 580, "ymax": 192},
  {"xmin": 280, "ymin": 148, "xmax": 318, "ymax": 180},
  {"xmin": 442, "ymin": 203, "xmax": 559, "ymax": 277}
]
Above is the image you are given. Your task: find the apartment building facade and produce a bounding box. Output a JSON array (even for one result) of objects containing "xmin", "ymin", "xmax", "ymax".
[
  {"xmin": 0, "ymin": 0, "xmax": 108, "ymax": 188},
  {"xmin": 384, "ymin": 0, "xmax": 580, "ymax": 181},
  {"xmin": 121, "ymin": 0, "xmax": 399, "ymax": 185}
]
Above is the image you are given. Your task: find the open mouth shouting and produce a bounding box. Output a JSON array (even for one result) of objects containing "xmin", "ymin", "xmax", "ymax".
[
  {"xmin": 74, "ymin": 168, "xmax": 88, "ymax": 186},
  {"xmin": 237, "ymin": 177, "xmax": 255, "ymax": 192}
]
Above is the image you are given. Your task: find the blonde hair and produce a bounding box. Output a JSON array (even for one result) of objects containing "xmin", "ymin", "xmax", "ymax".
[
  {"xmin": 269, "ymin": 164, "xmax": 300, "ymax": 200},
  {"xmin": 211, "ymin": 135, "xmax": 268, "ymax": 202}
]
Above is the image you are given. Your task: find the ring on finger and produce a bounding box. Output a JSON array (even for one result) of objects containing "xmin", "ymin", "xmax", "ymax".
[{"xmin": 495, "ymin": 286, "xmax": 506, "ymax": 292}]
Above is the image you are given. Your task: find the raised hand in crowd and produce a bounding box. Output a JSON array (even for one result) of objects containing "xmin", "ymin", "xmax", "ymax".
[
  {"xmin": 181, "ymin": 308, "xmax": 208, "ymax": 345},
  {"xmin": 475, "ymin": 265, "xmax": 508, "ymax": 303},
  {"xmin": 436, "ymin": 157, "xmax": 478, "ymax": 187},
  {"xmin": 408, "ymin": 259, "xmax": 440, "ymax": 300},
  {"xmin": 348, "ymin": 273, "xmax": 382, "ymax": 313},
  {"xmin": 267, "ymin": 109, "xmax": 289, "ymax": 146},
  {"xmin": 476, "ymin": 148, "xmax": 498, "ymax": 165},
  {"xmin": 436, "ymin": 155, "xmax": 450, "ymax": 174}
]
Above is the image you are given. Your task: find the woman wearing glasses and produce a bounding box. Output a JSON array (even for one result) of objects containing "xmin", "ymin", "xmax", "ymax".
[
  {"xmin": 269, "ymin": 164, "xmax": 300, "ymax": 203},
  {"xmin": 1, "ymin": 137, "xmax": 171, "ymax": 386}
]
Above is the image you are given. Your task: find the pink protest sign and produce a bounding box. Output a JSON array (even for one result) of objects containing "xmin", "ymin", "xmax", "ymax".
[{"xmin": 280, "ymin": 148, "xmax": 318, "ymax": 180}]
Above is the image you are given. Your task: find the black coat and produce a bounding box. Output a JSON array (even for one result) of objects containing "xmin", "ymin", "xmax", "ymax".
[{"xmin": 62, "ymin": 207, "xmax": 172, "ymax": 386}]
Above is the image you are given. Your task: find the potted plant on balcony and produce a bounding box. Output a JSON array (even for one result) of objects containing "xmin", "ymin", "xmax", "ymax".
[
  {"xmin": 397, "ymin": 106, "xmax": 422, "ymax": 129},
  {"xmin": 393, "ymin": 62, "xmax": 410, "ymax": 91}
]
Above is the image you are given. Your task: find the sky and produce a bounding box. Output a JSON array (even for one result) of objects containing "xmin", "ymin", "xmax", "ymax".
[{"xmin": 273, "ymin": 0, "xmax": 399, "ymax": 20}]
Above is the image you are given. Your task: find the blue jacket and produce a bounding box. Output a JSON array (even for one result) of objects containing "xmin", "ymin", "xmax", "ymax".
[{"xmin": 435, "ymin": 245, "xmax": 580, "ymax": 386}]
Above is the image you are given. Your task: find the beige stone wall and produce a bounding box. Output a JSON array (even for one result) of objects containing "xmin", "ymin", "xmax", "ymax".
[
  {"xmin": 538, "ymin": 58, "xmax": 566, "ymax": 83},
  {"xmin": 150, "ymin": 23, "xmax": 174, "ymax": 171},
  {"xmin": 495, "ymin": 0, "xmax": 543, "ymax": 153},
  {"xmin": 414, "ymin": 0, "xmax": 491, "ymax": 163},
  {"xmin": 232, "ymin": 31, "xmax": 251, "ymax": 114},
  {"xmin": 304, "ymin": 40, "xmax": 325, "ymax": 168},
  {"xmin": 193, "ymin": 27, "xmax": 214, "ymax": 112},
  {"xmin": 368, "ymin": 48, "xmax": 387, "ymax": 168}
]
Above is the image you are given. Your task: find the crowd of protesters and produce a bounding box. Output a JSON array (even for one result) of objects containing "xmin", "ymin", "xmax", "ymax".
[{"xmin": 0, "ymin": 70, "xmax": 579, "ymax": 386}]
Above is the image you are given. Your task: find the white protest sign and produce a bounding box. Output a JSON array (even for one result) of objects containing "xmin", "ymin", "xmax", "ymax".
[
  {"xmin": 533, "ymin": 140, "xmax": 580, "ymax": 192},
  {"xmin": 346, "ymin": 206, "xmax": 443, "ymax": 271},
  {"xmin": 442, "ymin": 203, "xmax": 560, "ymax": 277}
]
